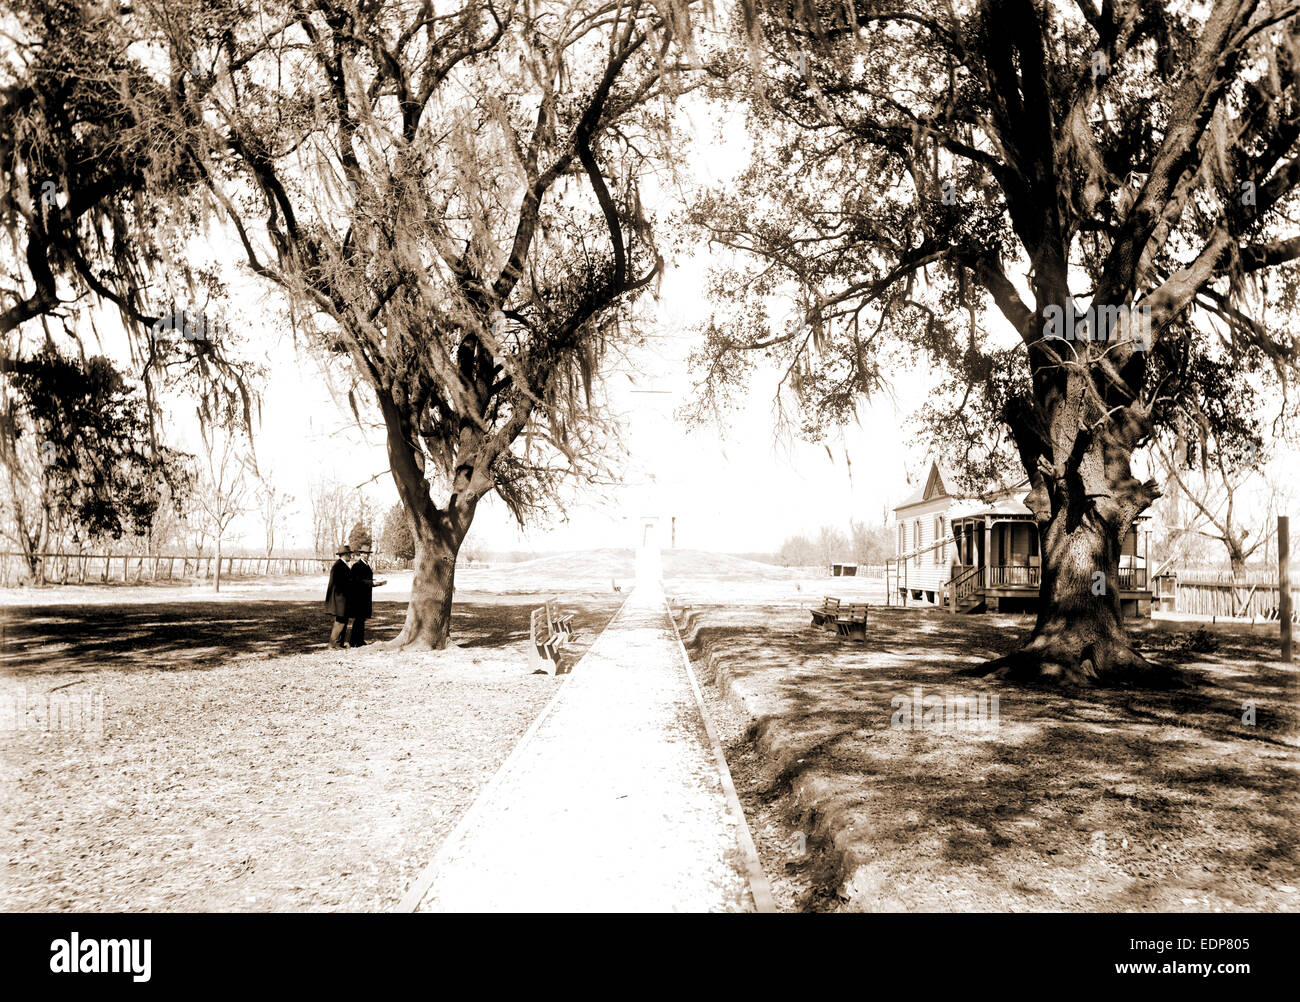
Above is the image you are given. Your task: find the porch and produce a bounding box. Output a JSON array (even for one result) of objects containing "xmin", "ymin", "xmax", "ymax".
[
  {"xmin": 945, "ymin": 512, "xmax": 1152, "ymax": 615},
  {"xmin": 950, "ymin": 562, "xmax": 1150, "ymax": 591}
]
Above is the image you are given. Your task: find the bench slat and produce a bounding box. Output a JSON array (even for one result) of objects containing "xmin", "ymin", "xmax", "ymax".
[
  {"xmin": 809, "ymin": 596, "xmax": 842, "ymax": 629},
  {"xmin": 833, "ymin": 603, "xmax": 869, "ymax": 641},
  {"xmin": 530, "ymin": 605, "xmax": 568, "ymax": 675}
]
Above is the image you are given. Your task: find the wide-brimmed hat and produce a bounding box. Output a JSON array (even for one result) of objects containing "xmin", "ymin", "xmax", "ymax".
[{"xmin": 336, "ymin": 544, "xmax": 353, "ymax": 556}]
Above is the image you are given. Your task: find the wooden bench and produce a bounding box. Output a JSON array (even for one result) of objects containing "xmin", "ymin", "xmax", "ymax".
[
  {"xmin": 834, "ymin": 603, "xmax": 869, "ymax": 641},
  {"xmin": 529, "ymin": 606, "xmax": 568, "ymax": 674},
  {"xmin": 545, "ymin": 598, "xmax": 575, "ymax": 642},
  {"xmin": 809, "ymin": 596, "xmax": 841, "ymax": 631}
]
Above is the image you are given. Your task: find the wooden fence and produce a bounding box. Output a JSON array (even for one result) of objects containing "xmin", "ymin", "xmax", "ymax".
[
  {"xmin": 0, "ymin": 552, "xmax": 335, "ymax": 588},
  {"xmin": 830, "ymin": 563, "xmax": 886, "ymax": 577},
  {"xmin": 1157, "ymin": 569, "xmax": 1300, "ymax": 620}
]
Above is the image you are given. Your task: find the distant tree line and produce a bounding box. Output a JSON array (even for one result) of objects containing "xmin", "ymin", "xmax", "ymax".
[
  {"xmin": 776, "ymin": 521, "xmax": 893, "ymax": 569},
  {"xmin": 0, "ymin": 346, "xmax": 307, "ymax": 586},
  {"xmin": 0, "ymin": 348, "xmax": 191, "ymax": 579}
]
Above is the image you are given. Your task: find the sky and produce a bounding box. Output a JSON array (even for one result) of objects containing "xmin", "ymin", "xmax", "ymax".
[
  {"xmin": 63, "ymin": 69, "xmax": 1296, "ymax": 558},
  {"xmin": 170, "ymin": 231, "xmax": 1295, "ymax": 557},
  {"xmin": 139, "ymin": 90, "xmax": 948, "ymax": 556},
  {"xmin": 198, "ymin": 252, "xmax": 940, "ymax": 555}
]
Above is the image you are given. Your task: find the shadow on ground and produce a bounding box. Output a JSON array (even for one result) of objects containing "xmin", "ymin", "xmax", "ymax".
[
  {"xmin": 679, "ymin": 603, "xmax": 1300, "ymax": 913},
  {"xmin": 0, "ymin": 596, "xmax": 623, "ymax": 676}
]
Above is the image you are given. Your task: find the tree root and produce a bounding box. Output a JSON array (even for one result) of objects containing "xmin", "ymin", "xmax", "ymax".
[
  {"xmin": 377, "ymin": 631, "xmax": 456, "ymax": 653},
  {"xmin": 977, "ymin": 635, "xmax": 1187, "ymax": 689}
]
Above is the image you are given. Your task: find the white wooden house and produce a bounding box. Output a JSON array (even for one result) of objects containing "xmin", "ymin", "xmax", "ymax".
[{"xmin": 886, "ymin": 460, "xmax": 1153, "ymax": 616}]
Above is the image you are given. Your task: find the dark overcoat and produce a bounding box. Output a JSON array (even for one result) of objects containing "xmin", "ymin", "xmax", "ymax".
[
  {"xmin": 347, "ymin": 559, "xmax": 374, "ymax": 619},
  {"xmin": 325, "ymin": 559, "xmax": 351, "ymax": 617}
]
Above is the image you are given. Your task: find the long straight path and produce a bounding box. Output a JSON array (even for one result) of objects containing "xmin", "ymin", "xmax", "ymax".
[{"xmin": 403, "ymin": 581, "xmax": 766, "ymax": 912}]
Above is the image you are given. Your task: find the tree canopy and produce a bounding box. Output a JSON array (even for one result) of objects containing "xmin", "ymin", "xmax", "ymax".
[
  {"xmin": 688, "ymin": 0, "xmax": 1300, "ymax": 681},
  {"xmin": 12, "ymin": 0, "xmax": 704, "ymax": 646},
  {"xmin": 0, "ymin": 0, "xmax": 260, "ymax": 430},
  {"xmin": 0, "ymin": 347, "xmax": 191, "ymax": 576}
]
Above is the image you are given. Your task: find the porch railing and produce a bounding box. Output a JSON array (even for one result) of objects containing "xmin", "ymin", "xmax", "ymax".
[
  {"xmin": 981, "ymin": 564, "xmax": 1147, "ymax": 589},
  {"xmin": 987, "ymin": 564, "xmax": 1041, "ymax": 587},
  {"xmin": 1117, "ymin": 565, "xmax": 1148, "ymax": 590},
  {"xmin": 948, "ymin": 563, "xmax": 984, "ymax": 602},
  {"xmin": 890, "ymin": 555, "xmax": 1151, "ymax": 608}
]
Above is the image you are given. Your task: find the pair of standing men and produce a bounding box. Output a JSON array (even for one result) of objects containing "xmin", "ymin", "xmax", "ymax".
[{"xmin": 325, "ymin": 544, "xmax": 386, "ymax": 648}]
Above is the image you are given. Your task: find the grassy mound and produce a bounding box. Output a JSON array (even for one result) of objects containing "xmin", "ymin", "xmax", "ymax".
[{"xmin": 504, "ymin": 548, "xmax": 796, "ymax": 581}]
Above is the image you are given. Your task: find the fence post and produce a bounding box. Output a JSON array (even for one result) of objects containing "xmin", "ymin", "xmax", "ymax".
[{"xmin": 1280, "ymin": 515, "xmax": 1292, "ymax": 664}]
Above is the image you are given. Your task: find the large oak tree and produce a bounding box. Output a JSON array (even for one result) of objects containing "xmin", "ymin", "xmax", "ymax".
[
  {"xmin": 690, "ymin": 0, "xmax": 1300, "ymax": 682},
  {"xmin": 128, "ymin": 0, "xmax": 700, "ymax": 648},
  {"xmin": 1, "ymin": 1, "xmax": 261, "ymax": 576}
]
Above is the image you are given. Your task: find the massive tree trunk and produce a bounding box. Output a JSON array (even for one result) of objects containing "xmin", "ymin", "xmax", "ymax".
[
  {"xmin": 986, "ymin": 490, "xmax": 1148, "ymax": 684},
  {"xmin": 378, "ymin": 393, "xmax": 484, "ymax": 652},
  {"xmin": 388, "ymin": 516, "xmax": 469, "ymax": 651},
  {"xmin": 987, "ymin": 312, "xmax": 1165, "ymax": 686}
]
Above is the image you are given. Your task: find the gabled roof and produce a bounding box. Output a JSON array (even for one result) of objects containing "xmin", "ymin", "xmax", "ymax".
[
  {"xmin": 948, "ymin": 496, "xmax": 1033, "ymax": 519},
  {"xmin": 893, "ymin": 457, "xmax": 957, "ymax": 511},
  {"xmin": 893, "ymin": 462, "xmax": 1155, "ymax": 523},
  {"xmin": 894, "ymin": 484, "xmax": 927, "ymax": 508},
  {"xmin": 894, "ymin": 459, "xmax": 1038, "ymax": 515}
]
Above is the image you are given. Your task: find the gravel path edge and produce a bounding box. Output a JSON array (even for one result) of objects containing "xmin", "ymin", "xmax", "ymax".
[{"xmin": 665, "ymin": 599, "xmax": 776, "ymax": 914}]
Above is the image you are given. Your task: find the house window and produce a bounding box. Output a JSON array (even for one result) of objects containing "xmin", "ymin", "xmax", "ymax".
[
  {"xmin": 898, "ymin": 523, "xmax": 905, "ymax": 557},
  {"xmin": 913, "ymin": 520, "xmax": 922, "ymax": 567},
  {"xmin": 934, "ymin": 516, "xmax": 945, "ymax": 563}
]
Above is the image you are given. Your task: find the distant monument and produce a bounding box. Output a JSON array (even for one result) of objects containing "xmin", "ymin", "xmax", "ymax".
[
  {"xmin": 626, "ymin": 383, "xmax": 676, "ymax": 586},
  {"xmin": 635, "ymin": 514, "xmax": 662, "ymax": 584}
]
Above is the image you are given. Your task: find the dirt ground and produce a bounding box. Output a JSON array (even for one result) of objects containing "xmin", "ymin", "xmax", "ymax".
[
  {"xmin": 7, "ymin": 554, "xmax": 1294, "ymax": 914},
  {"xmin": 0, "ymin": 588, "xmax": 622, "ymax": 911},
  {"xmin": 677, "ymin": 602, "xmax": 1300, "ymax": 913}
]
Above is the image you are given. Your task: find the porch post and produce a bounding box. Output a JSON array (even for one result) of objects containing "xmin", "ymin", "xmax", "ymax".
[{"xmin": 1280, "ymin": 516, "xmax": 1292, "ymax": 664}]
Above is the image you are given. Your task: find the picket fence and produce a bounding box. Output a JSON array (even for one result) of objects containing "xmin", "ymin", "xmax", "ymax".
[{"xmin": 0, "ymin": 552, "xmax": 345, "ymax": 588}]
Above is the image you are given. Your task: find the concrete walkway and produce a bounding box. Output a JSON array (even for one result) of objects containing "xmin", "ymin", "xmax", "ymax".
[{"xmin": 403, "ymin": 581, "xmax": 766, "ymax": 912}]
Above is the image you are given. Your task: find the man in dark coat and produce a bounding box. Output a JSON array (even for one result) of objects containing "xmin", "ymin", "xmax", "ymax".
[
  {"xmin": 345, "ymin": 545, "xmax": 385, "ymax": 647},
  {"xmin": 325, "ymin": 545, "xmax": 353, "ymax": 648}
]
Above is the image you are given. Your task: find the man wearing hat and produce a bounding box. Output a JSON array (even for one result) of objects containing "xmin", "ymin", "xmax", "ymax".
[
  {"xmin": 345, "ymin": 544, "xmax": 386, "ymax": 647},
  {"xmin": 325, "ymin": 544, "xmax": 353, "ymax": 648}
]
